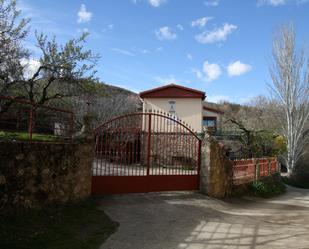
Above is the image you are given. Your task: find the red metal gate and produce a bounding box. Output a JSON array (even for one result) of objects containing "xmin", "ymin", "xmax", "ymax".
[{"xmin": 92, "ymin": 111, "xmax": 201, "ymax": 194}]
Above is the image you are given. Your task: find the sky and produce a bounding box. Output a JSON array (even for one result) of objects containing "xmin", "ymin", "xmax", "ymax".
[{"xmin": 17, "ymin": 0, "xmax": 309, "ymax": 104}]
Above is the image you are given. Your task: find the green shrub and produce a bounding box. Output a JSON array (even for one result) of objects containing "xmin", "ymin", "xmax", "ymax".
[{"xmin": 249, "ymin": 175, "xmax": 286, "ymax": 198}]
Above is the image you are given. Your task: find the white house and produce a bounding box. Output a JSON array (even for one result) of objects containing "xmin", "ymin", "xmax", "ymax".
[{"xmin": 139, "ymin": 84, "xmax": 224, "ymax": 133}]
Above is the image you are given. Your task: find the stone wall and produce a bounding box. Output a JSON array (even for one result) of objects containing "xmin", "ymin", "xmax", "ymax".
[
  {"xmin": 200, "ymin": 136, "xmax": 233, "ymax": 198},
  {"xmin": 0, "ymin": 141, "xmax": 93, "ymax": 209}
]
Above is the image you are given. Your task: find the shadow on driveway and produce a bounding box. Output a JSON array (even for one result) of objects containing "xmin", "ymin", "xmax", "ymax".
[{"xmin": 98, "ymin": 188, "xmax": 309, "ymax": 249}]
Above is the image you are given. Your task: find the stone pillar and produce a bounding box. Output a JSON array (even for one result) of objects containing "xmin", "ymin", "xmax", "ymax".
[
  {"xmin": 199, "ymin": 136, "xmax": 210, "ymax": 194},
  {"xmin": 199, "ymin": 136, "xmax": 233, "ymax": 198}
]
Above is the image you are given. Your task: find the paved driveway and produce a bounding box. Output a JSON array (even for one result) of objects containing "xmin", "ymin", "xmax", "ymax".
[{"xmin": 99, "ymin": 186, "xmax": 309, "ymax": 249}]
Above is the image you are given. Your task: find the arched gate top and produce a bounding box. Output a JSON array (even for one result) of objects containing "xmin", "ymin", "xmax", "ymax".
[{"xmin": 94, "ymin": 111, "xmax": 201, "ymax": 141}]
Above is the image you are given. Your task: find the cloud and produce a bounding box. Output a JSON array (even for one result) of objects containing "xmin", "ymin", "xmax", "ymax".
[
  {"xmin": 227, "ymin": 61, "xmax": 252, "ymax": 77},
  {"xmin": 187, "ymin": 53, "xmax": 193, "ymax": 60},
  {"xmin": 102, "ymin": 24, "xmax": 114, "ymax": 32},
  {"xmin": 257, "ymin": 0, "xmax": 309, "ymax": 6},
  {"xmin": 77, "ymin": 4, "xmax": 92, "ymax": 23},
  {"xmin": 148, "ymin": 0, "xmax": 166, "ymax": 7},
  {"xmin": 20, "ymin": 58, "xmax": 41, "ymax": 79},
  {"xmin": 204, "ymin": 0, "xmax": 220, "ymax": 6},
  {"xmin": 191, "ymin": 68, "xmax": 203, "ymax": 79},
  {"xmin": 111, "ymin": 48, "xmax": 135, "ymax": 56},
  {"xmin": 191, "ymin": 17, "xmax": 213, "ymax": 28},
  {"xmin": 195, "ymin": 23, "xmax": 237, "ymax": 44},
  {"xmin": 192, "ymin": 61, "xmax": 222, "ymax": 82},
  {"xmin": 154, "ymin": 75, "xmax": 190, "ymax": 85},
  {"xmin": 140, "ymin": 49, "xmax": 150, "ymax": 54},
  {"xmin": 155, "ymin": 26, "xmax": 177, "ymax": 41},
  {"xmin": 176, "ymin": 24, "xmax": 184, "ymax": 31},
  {"xmin": 132, "ymin": 0, "xmax": 166, "ymax": 7},
  {"xmin": 203, "ymin": 61, "xmax": 221, "ymax": 81},
  {"xmin": 257, "ymin": 0, "xmax": 286, "ymax": 5}
]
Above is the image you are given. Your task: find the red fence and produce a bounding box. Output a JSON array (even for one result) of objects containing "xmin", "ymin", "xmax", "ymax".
[
  {"xmin": 0, "ymin": 96, "xmax": 74, "ymax": 142},
  {"xmin": 232, "ymin": 157, "xmax": 279, "ymax": 185}
]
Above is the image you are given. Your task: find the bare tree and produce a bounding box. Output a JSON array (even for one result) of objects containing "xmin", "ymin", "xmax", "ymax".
[
  {"xmin": 72, "ymin": 92, "xmax": 141, "ymax": 129},
  {"xmin": 269, "ymin": 23, "xmax": 309, "ymax": 175}
]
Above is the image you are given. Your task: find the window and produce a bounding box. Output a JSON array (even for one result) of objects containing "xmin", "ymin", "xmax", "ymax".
[
  {"xmin": 203, "ymin": 117, "xmax": 217, "ymax": 131},
  {"xmin": 168, "ymin": 100, "xmax": 176, "ymax": 115}
]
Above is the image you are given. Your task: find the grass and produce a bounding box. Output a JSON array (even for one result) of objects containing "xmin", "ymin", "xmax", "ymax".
[
  {"xmin": 0, "ymin": 199, "xmax": 118, "ymax": 249},
  {"xmin": 0, "ymin": 131, "xmax": 59, "ymax": 142},
  {"xmin": 282, "ymin": 176, "xmax": 309, "ymax": 189}
]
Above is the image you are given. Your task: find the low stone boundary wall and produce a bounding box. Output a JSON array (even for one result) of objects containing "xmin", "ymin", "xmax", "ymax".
[
  {"xmin": 199, "ymin": 136, "xmax": 280, "ymax": 198},
  {"xmin": 0, "ymin": 141, "xmax": 93, "ymax": 209}
]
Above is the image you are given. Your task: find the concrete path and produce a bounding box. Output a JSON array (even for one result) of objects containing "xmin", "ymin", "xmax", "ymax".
[{"xmin": 99, "ymin": 186, "xmax": 309, "ymax": 249}]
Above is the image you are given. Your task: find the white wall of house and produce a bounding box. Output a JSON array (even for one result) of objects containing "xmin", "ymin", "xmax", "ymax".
[{"xmin": 143, "ymin": 98, "xmax": 203, "ymax": 132}]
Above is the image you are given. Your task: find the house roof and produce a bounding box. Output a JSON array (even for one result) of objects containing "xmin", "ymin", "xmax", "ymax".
[
  {"xmin": 139, "ymin": 83, "xmax": 206, "ymax": 100},
  {"xmin": 203, "ymin": 106, "xmax": 224, "ymax": 115}
]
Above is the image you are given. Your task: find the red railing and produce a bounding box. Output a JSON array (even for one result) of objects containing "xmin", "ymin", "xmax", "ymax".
[
  {"xmin": 232, "ymin": 157, "xmax": 279, "ymax": 185},
  {"xmin": 0, "ymin": 96, "xmax": 74, "ymax": 142}
]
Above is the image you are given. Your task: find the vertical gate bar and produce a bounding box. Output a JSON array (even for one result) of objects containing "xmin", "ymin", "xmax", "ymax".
[
  {"xmin": 120, "ymin": 119, "xmax": 123, "ymax": 176},
  {"xmin": 179, "ymin": 123, "xmax": 184, "ymax": 175},
  {"xmin": 106, "ymin": 128, "xmax": 110, "ymax": 176},
  {"xmin": 153, "ymin": 114, "xmax": 155, "ymax": 175},
  {"xmin": 188, "ymin": 133, "xmax": 195, "ymax": 174},
  {"xmin": 188, "ymin": 133, "xmax": 192, "ymax": 174},
  {"xmin": 109, "ymin": 126, "xmax": 113, "ymax": 176},
  {"xmin": 175, "ymin": 121, "xmax": 178, "ymax": 175},
  {"xmin": 194, "ymin": 136, "xmax": 197, "ymax": 175},
  {"xmin": 186, "ymin": 132, "xmax": 192, "ymax": 175},
  {"xmin": 133, "ymin": 126, "xmax": 136, "ymax": 176},
  {"xmin": 142, "ymin": 113, "xmax": 146, "ymax": 176},
  {"xmin": 108, "ymin": 128, "xmax": 112, "ymax": 176},
  {"xmin": 96, "ymin": 131, "xmax": 99, "ymax": 176},
  {"xmin": 94, "ymin": 132, "xmax": 97, "ymax": 176},
  {"xmin": 160, "ymin": 113, "xmax": 165, "ymax": 175},
  {"xmin": 115, "ymin": 121, "xmax": 118, "ymax": 176},
  {"xmin": 156, "ymin": 113, "xmax": 159, "ymax": 175},
  {"xmin": 98, "ymin": 130, "xmax": 102, "ymax": 176},
  {"xmin": 171, "ymin": 116, "xmax": 174, "ymax": 175},
  {"xmin": 114, "ymin": 123, "xmax": 117, "ymax": 176},
  {"xmin": 188, "ymin": 133, "xmax": 191, "ymax": 175},
  {"xmin": 173, "ymin": 121, "xmax": 176, "ymax": 175},
  {"xmin": 100, "ymin": 129, "xmax": 107, "ymax": 175},
  {"xmin": 179, "ymin": 123, "xmax": 183, "ymax": 175},
  {"xmin": 103, "ymin": 129, "xmax": 107, "ymax": 176},
  {"xmin": 157, "ymin": 116, "xmax": 163, "ymax": 175},
  {"xmin": 165, "ymin": 115, "xmax": 169, "ymax": 176},
  {"xmin": 197, "ymin": 139, "xmax": 202, "ymax": 176},
  {"xmin": 136, "ymin": 115, "xmax": 141, "ymax": 175},
  {"xmin": 120, "ymin": 118, "xmax": 124, "ymax": 176},
  {"xmin": 173, "ymin": 118, "xmax": 177, "ymax": 175},
  {"xmin": 175, "ymin": 119, "xmax": 179, "ymax": 175},
  {"xmin": 184, "ymin": 130, "xmax": 188, "ymax": 175},
  {"xmin": 146, "ymin": 113, "xmax": 152, "ymax": 176}
]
